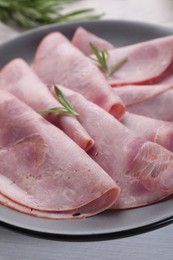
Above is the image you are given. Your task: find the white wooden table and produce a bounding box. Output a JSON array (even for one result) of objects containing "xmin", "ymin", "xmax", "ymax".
[{"xmin": 1, "ymin": 1, "xmax": 173, "ymax": 259}]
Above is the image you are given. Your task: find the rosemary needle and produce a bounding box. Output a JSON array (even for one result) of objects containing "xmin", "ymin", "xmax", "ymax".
[
  {"xmin": 38, "ymin": 85, "xmax": 78, "ymax": 116},
  {"xmin": 89, "ymin": 43, "xmax": 128, "ymax": 76}
]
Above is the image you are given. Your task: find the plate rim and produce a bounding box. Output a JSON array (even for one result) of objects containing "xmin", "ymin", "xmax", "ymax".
[{"xmin": 1, "ymin": 19, "xmax": 173, "ymax": 48}]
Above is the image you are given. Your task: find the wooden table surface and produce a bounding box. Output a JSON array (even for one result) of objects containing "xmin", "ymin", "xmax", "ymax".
[{"xmin": 1, "ymin": 0, "xmax": 173, "ymax": 259}]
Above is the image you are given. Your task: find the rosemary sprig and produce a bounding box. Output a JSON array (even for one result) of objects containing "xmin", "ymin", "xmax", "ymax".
[
  {"xmin": 89, "ymin": 43, "xmax": 128, "ymax": 76},
  {"xmin": 0, "ymin": 0, "xmax": 102, "ymax": 29},
  {"xmin": 89, "ymin": 43, "xmax": 109, "ymax": 72},
  {"xmin": 54, "ymin": 85, "xmax": 78, "ymax": 115},
  {"xmin": 38, "ymin": 85, "xmax": 78, "ymax": 116}
]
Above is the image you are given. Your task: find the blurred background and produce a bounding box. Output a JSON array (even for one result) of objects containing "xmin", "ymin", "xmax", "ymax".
[
  {"xmin": 66, "ymin": 0, "xmax": 173, "ymax": 25},
  {"xmin": 0, "ymin": 0, "xmax": 173, "ymax": 44}
]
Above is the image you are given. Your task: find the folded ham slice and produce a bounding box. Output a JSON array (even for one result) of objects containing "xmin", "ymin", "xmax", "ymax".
[
  {"xmin": 104, "ymin": 36, "xmax": 173, "ymax": 86},
  {"xmin": 33, "ymin": 32, "xmax": 125, "ymax": 119},
  {"xmin": 0, "ymin": 90, "xmax": 119, "ymax": 219},
  {"xmin": 113, "ymin": 76, "xmax": 173, "ymax": 121},
  {"xmin": 121, "ymin": 112, "xmax": 173, "ymax": 152},
  {"xmin": 72, "ymin": 27, "xmax": 114, "ymax": 55},
  {"xmin": 0, "ymin": 58, "xmax": 93, "ymax": 151},
  {"xmin": 51, "ymin": 86, "xmax": 173, "ymax": 209},
  {"xmin": 126, "ymin": 89, "xmax": 173, "ymax": 121},
  {"xmin": 113, "ymin": 82, "xmax": 173, "ymax": 107}
]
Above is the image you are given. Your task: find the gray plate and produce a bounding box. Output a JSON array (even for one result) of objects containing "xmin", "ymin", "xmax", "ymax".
[{"xmin": 0, "ymin": 20, "xmax": 173, "ymax": 240}]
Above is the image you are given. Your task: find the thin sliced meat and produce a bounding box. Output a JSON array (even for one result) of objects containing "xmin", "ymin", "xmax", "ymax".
[
  {"xmin": 0, "ymin": 190, "xmax": 117, "ymax": 219},
  {"xmin": 72, "ymin": 27, "xmax": 114, "ymax": 55},
  {"xmin": 127, "ymin": 89, "xmax": 173, "ymax": 121},
  {"xmin": 121, "ymin": 112, "xmax": 173, "ymax": 152},
  {"xmin": 104, "ymin": 36, "xmax": 173, "ymax": 86},
  {"xmin": 51, "ymin": 86, "xmax": 173, "ymax": 209},
  {"xmin": 113, "ymin": 76, "xmax": 173, "ymax": 106},
  {"xmin": 33, "ymin": 32, "xmax": 125, "ymax": 119},
  {"xmin": 0, "ymin": 58, "xmax": 93, "ymax": 151},
  {"xmin": 113, "ymin": 76, "xmax": 173, "ymax": 121},
  {"xmin": 0, "ymin": 90, "xmax": 119, "ymax": 219}
]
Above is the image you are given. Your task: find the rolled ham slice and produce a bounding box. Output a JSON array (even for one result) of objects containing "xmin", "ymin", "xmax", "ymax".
[
  {"xmin": 0, "ymin": 58, "xmax": 93, "ymax": 151},
  {"xmin": 33, "ymin": 32, "xmax": 125, "ymax": 119},
  {"xmin": 105, "ymin": 36, "xmax": 173, "ymax": 86},
  {"xmin": 51, "ymin": 86, "xmax": 173, "ymax": 209},
  {"xmin": 121, "ymin": 112, "xmax": 173, "ymax": 152},
  {"xmin": 72, "ymin": 27, "xmax": 114, "ymax": 55},
  {"xmin": 0, "ymin": 90, "xmax": 119, "ymax": 219}
]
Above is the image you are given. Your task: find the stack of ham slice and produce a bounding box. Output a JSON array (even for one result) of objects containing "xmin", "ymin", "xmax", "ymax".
[
  {"xmin": 0, "ymin": 58, "xmax": 93, "ymax": 151},
  {"xmin": 0, "ymin": 90, "xmax": 119, "ymax": 219},
  {"xmin": 32, "ymin": 32, "xmax": 125, "ymax": 119},
  {"xmin": 1, "ymin": 26, "xmax": 173, "ymax": 219},
  {"xmin": 51, "ymin": 86, "xmax": 173, "ymax": 209}
]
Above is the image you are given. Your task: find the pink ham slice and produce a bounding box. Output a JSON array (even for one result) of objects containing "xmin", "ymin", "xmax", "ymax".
[
  {"xmin": 126, "ymin": 89, "xmax": 173, "ymax": 121},
  {"xmin": 32, "ymin": 32, "xmax": 125, "ymax": 119},
  {"xmin": 0, "ymin": 190, "xmax": 117, "ymax": 219},
  {"xmin": 113, "ymin": 78, "xmax": 173, "ymax": 106},
  {"xmin": 104, "ymin": 36, "xmax": 173, "ymax": 86},
  {"xmin": 113, "ymin": 76, "xmax": 173, "ymax": 121},
  {"xmin": 121, "ymin": 112, "xmax": 173, "ymax": 152},
  {"xmin": 0, "ymin": 90, "xmax": 119, "ymax": 219},
  {"xmin": 51, "ymin": 86, "xmax": 173, "ymax": 209},
  {"xmin": 0, "ymin": 58, "xmax": 93, "ymax": 151},
  {"xmin": 72, "ymin": 27, "xmax": 114, "ymax": 55}
]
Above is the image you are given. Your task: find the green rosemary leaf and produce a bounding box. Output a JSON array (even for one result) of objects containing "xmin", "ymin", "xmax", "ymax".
[
  {"xmin": 89, "ymin": 43, "xmax": 109, "ymax": 71},
  {"xmin": 89, "ymin": 43, "xmax": 128, "ymax": 76},
  {"xmin": 38, "ymin": 86, "xmax": 78, "ymax": 116},
  {"xmin": 38, "ymin": 107, "xmax": 70, "ymax": 115},
  {"xmin": 54, "ymin": 85, "xmax": 78, "ymax": 116}
]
